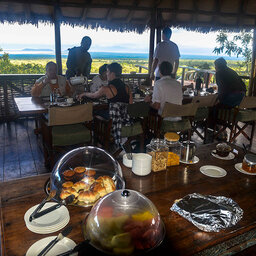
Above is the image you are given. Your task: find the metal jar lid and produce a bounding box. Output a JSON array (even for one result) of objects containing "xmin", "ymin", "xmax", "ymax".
[{"xmin": 244, "ymin": 154, "xmax": 256, "ymax": 165}]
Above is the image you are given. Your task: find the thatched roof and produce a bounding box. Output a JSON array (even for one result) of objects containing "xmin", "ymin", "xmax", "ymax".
[{"xmin": 1, "ymin": 0, "xmax": 256, "ymax": 33}]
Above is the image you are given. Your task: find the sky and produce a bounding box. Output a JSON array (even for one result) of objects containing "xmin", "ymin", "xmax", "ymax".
[{"xmin": 0, "ymin": 22, "xmax": 232, "ymax": 56}]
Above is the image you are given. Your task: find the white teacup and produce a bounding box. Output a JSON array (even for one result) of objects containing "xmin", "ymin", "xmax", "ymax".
[
  {"xmin": 134, "ymin": 94, "xmax": 140, "ymax": 99},
  {"xmin": 67, "ymin": 98, "xmax": 74, "ymax": 104},
  {"xmin": 50, "ymin": 79, "xmax": 57, "ymax": 84},
  {"xmin": 132, "ymin": 153, "xmax": 152, "ymax": 176}
]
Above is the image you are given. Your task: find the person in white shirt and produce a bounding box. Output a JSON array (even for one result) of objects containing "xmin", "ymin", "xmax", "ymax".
[
  {"xmin": 145, "ymin": 61, "xmax": 183, "ymax": 120},
  {"xmin": 90, "ymin": 64, "xmax": 108, "ymax": 93},
  {"xmin": 150, "ymin": 27, "xmax": 180, "ymax": 81}
]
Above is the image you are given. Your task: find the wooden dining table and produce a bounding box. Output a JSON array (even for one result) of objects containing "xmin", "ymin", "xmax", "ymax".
[{"xmin": 1, "ymin": 143, "xmax": 256, "ymax": 256}]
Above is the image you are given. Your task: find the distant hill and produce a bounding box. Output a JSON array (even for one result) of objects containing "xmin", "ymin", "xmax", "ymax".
[{"xmin": 21, "ymin": 48, "xmax": 53, "ymax": 52}]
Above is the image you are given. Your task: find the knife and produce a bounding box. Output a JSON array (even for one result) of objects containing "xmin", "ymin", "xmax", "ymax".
[
  {"xmin": 56, "ymin": 241, "xmax": 89, "ymax": 256},
  {"xmin": 31, "ymin": 195, "xmax": 74, "ymax": 221},
  {"xmin": 37, "ymin": 226, "xmax": 73, "ymax": 256},
  {"xmin": 29, "ymin": 190, "xmax": 56, "ymax": 222}
]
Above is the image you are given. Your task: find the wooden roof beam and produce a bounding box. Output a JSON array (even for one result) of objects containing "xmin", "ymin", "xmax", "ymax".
[{"xmin": 24, "ymin": 3, "xmax": 31, "ymax": 20}]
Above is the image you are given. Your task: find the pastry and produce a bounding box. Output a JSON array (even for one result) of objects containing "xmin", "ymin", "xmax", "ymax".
[
  {"xmin": 82, "ymin": 176, "xmax": 95, "ymax": 185},
  {"xmin": 73, "ymin": 181, "xmax": 90, "ymax": 192},
  {"xmin": 91, "ymin": 182, "xmax": 108, "ymax": 197},
  {"xmin": 60, "ymin": 190, "xmax": 72, "ymax": 200},
  {"xmin": 63, "ymin": 169, "xmax": 75, "ymax": 180},
  {"xmin": 78, "ymin": 190, "xmax": 101, "ymax": 204},
  {"xmin": 85, "ymin": 169, "xmax": 96, "ymax": 177},
  {"xmin": 63, "ymin": 187, "xmax": 79, "ymax": 197},
  {"xmin": 62, "ymin": 181, "xmax": 74, "ymax": 189},
  {"xmin": 74, "ymin": 166, "xmax": 86, "ymax": 177},
  {"xmin": 96, "ymin": 176, "xmax": 116, "ymax": 193}
]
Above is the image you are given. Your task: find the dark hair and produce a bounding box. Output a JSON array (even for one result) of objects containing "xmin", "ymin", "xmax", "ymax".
[
  {"xmin": 107, "ymin": 62, "xmax": 122, "ymax": 77},
  {"xmin": 159, "ymin": 61, "xmax": 173, "ymax": 76},
  {"xmin": 99, "ymin": 64, "xmax": 108, "ymax": 75},
  {"xmin": 81, "ymin": 36, "xmax": 92, "ymax": 49},
  {"xmin": 214, "ymin": 57, "xmax": 227, "ymax": 69},
  {"xmin": 162, "ymin": 27, "xmax": 172, "ymax": 39},
  {"xmin": 46, "ymin": 61, "xmax": 57, "ymax": 70}
]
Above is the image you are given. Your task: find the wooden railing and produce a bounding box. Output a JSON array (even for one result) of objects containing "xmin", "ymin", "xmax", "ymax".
[{"xmin": 0, "ymin": 73, "xmax": 149, "ymax": 121}]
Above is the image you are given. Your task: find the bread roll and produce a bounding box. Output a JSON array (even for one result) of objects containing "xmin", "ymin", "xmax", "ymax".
[
  {"xmin": 78, "ymin": 190, "xmax": 100, "ymax": 204},
  {"xmin": 73, "ymin": 181, "xmax": 90, "ymax": 192},
  {"xmin": 96, "ymin": 176, "xmax": 116, "ymax": 193},
  {"xmin": 62, "ymin": 181, "xmax": 74, "ymax": 189}
]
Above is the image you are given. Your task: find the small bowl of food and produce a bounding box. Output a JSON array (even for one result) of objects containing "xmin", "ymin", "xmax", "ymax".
[{"xmin": 216, "ymin": 143, "xmax": 232, "ymax": 157}]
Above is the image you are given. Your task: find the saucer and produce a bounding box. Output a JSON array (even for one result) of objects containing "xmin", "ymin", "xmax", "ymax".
[
  {"xmin": 211, "ymin": 150, "xmax": 235, "ymax": 160},
  {"xmin": 180, "ymin": 156, "xmax": 199, "ymax": 165},
  {"xmin": 200, "ymin": 165, "xmax": 227, "ymax": 178},
  {"xmin": 234, "ymin": 163, "xmax": 256, "ymax": 176}
]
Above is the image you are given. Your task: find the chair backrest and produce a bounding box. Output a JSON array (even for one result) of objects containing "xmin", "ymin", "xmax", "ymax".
[
  {"xmin": 161, "ymin": 102, "xmax": 198, "ymax": 118},
  {"xmin": 127, "ymin": 102, "xmax": 150, "ymax": 118},
  {"xmin": 239, "ymin": 96, "xmax": 256, "ymax": 109},
  {"xmin": 48, "ymin": 103, "xmax": 93, "ymax": 126},
  {"xmin": 192, "ymin": 94, "xmax": 218, "ymax": 107}
]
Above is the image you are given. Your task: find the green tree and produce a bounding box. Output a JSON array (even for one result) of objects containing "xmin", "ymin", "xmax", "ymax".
[{"xmin": 213, "ymin": 31, "xmax": 253, "ymax": 74}]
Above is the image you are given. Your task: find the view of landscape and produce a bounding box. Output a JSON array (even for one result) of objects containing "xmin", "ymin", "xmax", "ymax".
[{"xmin": 0, "ymin": 23, "xmax": 252, "ymax": 80}]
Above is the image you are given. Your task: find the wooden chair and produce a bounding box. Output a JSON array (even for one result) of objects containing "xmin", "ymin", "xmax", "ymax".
[
  {"xmin": 229, "ymin": 97, "xmax": 256, "ymax": 146},
  {"xmin": 214, "ymin": 96, "xmax": 256, "ymax": 146},
  {"xmin": 191, "ymin": 94, "xmax": 218, "ymax": 143},
  {"xmin": 41, "ymin": 103, "xmax": 93, "ymax": 168},
  {"xmin": 148, "ymin": 102, "xmax": 198, "ymax": 140},
  {"xmin": 94, "ymin": 101, "xmax": 150, "ymax": 154}
]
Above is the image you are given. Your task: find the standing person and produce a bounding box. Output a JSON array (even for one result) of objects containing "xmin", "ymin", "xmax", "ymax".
[
  {"xmin": 150, "ymin": 27, "xmax": 180, "ymax": 81},
  {"xmin": 90, "ymin": 64, "xmax": 108, "ymax": 93},
  {"xmin": 66, "ymin": 36, "xmax": 92, "ymax": 80},
  {"xmin": 145, "ymin": 61, "xmax": 183, "ymax": 121},
  {"xmin": 215, "ymin": 57, "xmax": 246, "ymax": 107},
  {"xmin": 31, "ymin": 62, "xmax": 72, "ymax": 97}
]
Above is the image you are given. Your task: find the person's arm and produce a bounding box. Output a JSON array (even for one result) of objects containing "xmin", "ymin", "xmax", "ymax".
[
  {"xmin": 65, "ymin": 81, "xmax": 73, "ymax": 97},
  {"xmin": 144, "ymin": 95, "xmax": 160, "ymax": 110},
  {"xmin": 172, "ymin": 58, "xmax": 179, "ymax": 78},
  {"xmin": 31, "ymin": 77, "xmax": 49, "ymax": 97},
  {"xmin": 125, "ymin": 85, "xmax": 133, "ymax": 104},
  {"xmin": 150, "ymin": 58, "xmax": 159, "ymax": 80},
  {"xmin": 85, "ymin": 86, "xmax": 105, "ymax": 99}
]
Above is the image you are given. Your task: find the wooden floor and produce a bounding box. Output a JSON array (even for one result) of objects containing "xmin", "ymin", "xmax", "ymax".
[{"xmin": 0, "ymin": 118, "xmax": 256, "ymax": 182}]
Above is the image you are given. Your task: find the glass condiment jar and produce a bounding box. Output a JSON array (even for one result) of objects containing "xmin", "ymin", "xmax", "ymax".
[
  {"xmin": 146, "ymin": 139, "xmax": 168, "ymax": 172},
  {"xmin": 242, "ymin": 154, "xmax": 256, "ymax": 173},
  {"xmin": 164, "ymin": 132, "xmax": 181, "ymax": 166}
]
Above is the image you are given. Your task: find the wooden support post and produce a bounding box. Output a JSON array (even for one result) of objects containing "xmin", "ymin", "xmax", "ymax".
[
  {"xmin": 54, "ymin": 5, "xmax": 62, "ymax": 75},
  {"xmin": 156, "ymin": 9, "xmax": 162, "ymax": 44},
  {"xmin": 148, "ymin": 10, "xmax": 156, "ymax": 77},
  {"xmin": 3, "ymin": 81, "xmax": 9, "ymax": 117},
  {"xmin": 249, "ymin": 29, "xmax": 256, "ymax": 96},
  {"xmin": 181, "ymin": 67, "xmax": 186, "ymax": 86}
]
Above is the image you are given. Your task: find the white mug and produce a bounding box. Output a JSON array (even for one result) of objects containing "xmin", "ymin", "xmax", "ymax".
[
  {"xmin": 135, "ymin": 94, "xmax": 140, "ymax": 99},
  {"xmin": 132, "ymin": 153, "xmax": 152, "ymax": 176},
  {"xmin": 67, "ymin": 98, "xmax": 74, "ymax": 104},
  {"xmin": 70, "ymin": 76, "xmax": 87, "ymax": 86}
]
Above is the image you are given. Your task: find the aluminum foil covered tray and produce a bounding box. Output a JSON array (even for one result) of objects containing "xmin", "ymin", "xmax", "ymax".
[{"xmin": 171, "ymin": 193, "xmax": 243, "ymax": 232}]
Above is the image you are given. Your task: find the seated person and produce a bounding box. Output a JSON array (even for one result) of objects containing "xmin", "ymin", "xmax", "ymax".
[
  {"xmin": 144, "ymin": 61, "xmax": 182, "ymax": 120},
  {"xmin": 215, "ymin": 57, "xmax": 246, "ymax": 107},
  {"xmin": 78, "ymin": 62, "xmax": 132, "ymax": 119},
  {"xmin": 31, "ymin": 62, "xmax": 72, "ymax": 97},
  {"xmin": 90, "ymin": 64, "xmax": 108, "ymax": 93}
]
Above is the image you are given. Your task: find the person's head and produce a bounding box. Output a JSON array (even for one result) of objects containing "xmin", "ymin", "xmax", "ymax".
[
  {"xmin": 46, "ymin": 62, "xmax": 57, "ymax": 79},
  {"xmin": 162, "ymin": 27, "xmax": 172, "ymax": 41},
  {"xmin": 81, "ymin": 36, "xmax": 92, "ymax": 51},
  {"xmin": 107, "ymin": 62, "xmax": 122, "ymax": 81},
  {"xmin": 99, "ymin": 64, "xmax": 108, "ymax": 80},
  {"xmin": 214, "ymin": 57, "xmax": 227, "ymax": 71},
  {"xmin": 159, "ymin": 61, "xmax": 173, "ymax": 77}
]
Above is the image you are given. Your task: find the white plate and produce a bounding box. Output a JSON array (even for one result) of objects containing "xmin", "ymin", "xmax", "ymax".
[
  {"xmin": 235, "ymin": 163, "xmax": 256, "ymax": 176},
  {"xmin": 200, "ymin": 165, "xmax": 227, "ymax": 178},
  {"xmin": 26, "ymin": 236, "xmax": 77, "ymax": 256},
  {"xmin": 180, "ymin": 156, "xmax": 199, "ymax": 165},
  {"xmin": 211, "ymin": 150, "xmax": 235, "ymax": 160},
  {"xmin": 24, "ymin": 203, "xmax": 70, "ymax": 234},
  {"xmin": 57, "ymin": 102, "xmax": 72, "ymax": 107}
]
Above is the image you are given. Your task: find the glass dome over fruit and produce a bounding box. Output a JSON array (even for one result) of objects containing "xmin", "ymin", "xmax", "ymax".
[
  {"xmin": 50, "ymin": 146, "xmax": 125, "ymax": 207},
  {"xmin": 83, "ymin": 189, "xmax": 165, "ymax": 255}
]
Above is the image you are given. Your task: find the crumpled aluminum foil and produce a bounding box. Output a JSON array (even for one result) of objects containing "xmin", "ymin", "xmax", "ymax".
[{"xmin": 170, "ymin": 193, "xmax": 243, "ymax": 232}]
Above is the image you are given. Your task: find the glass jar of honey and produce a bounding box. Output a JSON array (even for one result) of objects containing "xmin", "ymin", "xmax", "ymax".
[
  {"xmin": 146, "ymin": 139, "xmax": 168, "ymax": 172},
  {"xmin": 242, "ymin": 154, "xmax": 256, "ymax": 173},
  {"xmin": 164, "ymin": 132, "xmax": 181, "ymax": 166}
]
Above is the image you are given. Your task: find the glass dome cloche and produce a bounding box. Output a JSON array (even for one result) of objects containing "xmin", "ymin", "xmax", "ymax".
[
  {"xmin": 50, "ymin": 146, "xmax": 125, "ymax": 207},
  {"xmin": 83, "ymin": 189, "xmax": 165, "ymax": 255}
]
